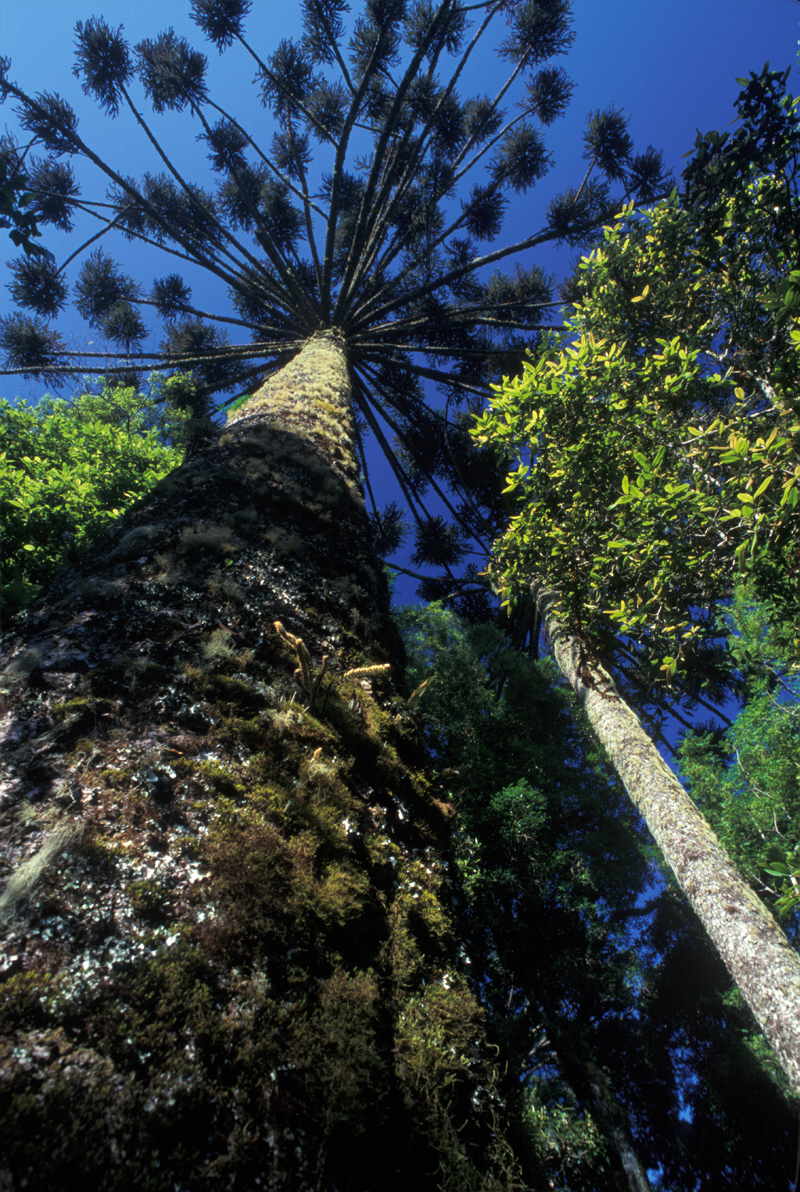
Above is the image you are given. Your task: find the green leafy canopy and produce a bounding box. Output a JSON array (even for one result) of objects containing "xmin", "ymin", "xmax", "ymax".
[
  {"xmin": 0, "ymin": 379, "xmax": 186, "ymax": 616},
  {"xmin": 680, "ymin": 582, "xmax": 800, "ymax": 925},
  {"xmin": 474, "ymin": 64, "xmax": 800, "ymax": 688}
]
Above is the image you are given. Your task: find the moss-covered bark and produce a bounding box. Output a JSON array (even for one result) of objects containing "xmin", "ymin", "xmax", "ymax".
[{"xmin": 0, "ymin": 334, "xmax": 526, "ymax": 1191}]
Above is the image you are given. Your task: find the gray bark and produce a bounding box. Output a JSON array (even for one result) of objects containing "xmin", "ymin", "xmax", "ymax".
[
  {"xmin": 531, "ymin": 577, "xmax": 800, "ymax": 1096},
  {"xmin": 585, "ymin": 1059, "xmax": 652, "ymax": 1192}
]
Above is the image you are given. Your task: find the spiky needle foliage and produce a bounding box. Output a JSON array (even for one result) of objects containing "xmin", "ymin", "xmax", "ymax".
[{"xmin": 0, "ymin": 0, "xmax": 667, "ymax": 564}]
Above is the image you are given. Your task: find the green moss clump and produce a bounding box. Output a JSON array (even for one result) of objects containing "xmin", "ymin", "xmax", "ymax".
[
  {"xmin": 307, "ymin": 859, "xmax": 371, "ymax": 930},
  {"xmin": 200, "ymin": 628, "xmax": 245, "ymax": 668},
  {"xmin": 385, "ymin": 861, "xmax": 453, "ymax": 990},
  {"xmin": 202, "ymin": 803, "xmax": 301, "ymax": 966},
  {"xmin": 188, "ymin": 669, "xmax": 264, "ymax": 713},
  {"xmin": 394, "ymin": 979, "xmax": 519, "ymax": 1192},
  {"xmin": 100, "ymin": 766, "xmax": 135, "ymax": 789},
  {"xmin": 74, "ymin": 833, "xmax": 122, "ymax": 868},
  {"xmin": 288, "ymin": 966, "xmax": 383, "ymax": 1150},
  {"xmin": 219, "ymin": 713, "xmax": 269, "ymax": 749},
  {"xmin": 128, "ymin": 879, "xmax": 170, "ymax": 922},
  {"xmin": 0, "ymin": 970, "xmax": 58, "ymax": 1034},
  {"xmin": 51, "ymin": 697, "xmax": 91, "ymax": 723},
  {"xmin": 178, "ymin": 520, "xmax": 240, "ymax": 557},
  {"xmin": 89, "ymin": 937, "xmax": 215, "ymax": 1071},
  {"xmin": 197, "ymin": 760, "xmax": 247, "ymax": 800},
  {"xmin": 124, "ymin": 657, "xmax": 172, "ymax": 691}
]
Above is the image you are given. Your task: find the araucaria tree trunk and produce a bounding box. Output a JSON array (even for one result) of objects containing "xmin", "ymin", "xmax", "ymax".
[
  {"xmin": 0, "ymin": 334, "xmax": 522, "ymax": 1191},
  {"xmin": 531, "ymin": 579, "xmax": 800, "ymax": 1096}
]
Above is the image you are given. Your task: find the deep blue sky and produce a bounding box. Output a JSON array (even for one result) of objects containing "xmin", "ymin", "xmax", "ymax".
[
  {"xmin": 2, "ymin": 0, "xmax": 798, "ymax": 370},
  {"xmin": 1, "ymin": 0, "xmax": 799, "ymax": 603}
]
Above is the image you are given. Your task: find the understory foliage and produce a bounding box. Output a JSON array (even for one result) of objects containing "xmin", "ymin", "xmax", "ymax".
[
  {"xmin": 0, "ymin": 0, "xmax": 668, "ymax": 583},
  {"xmin": 0, "ymin": 378, "xmax": 187, "ymax": 616},
  {"xmin": 397, "ymin": 601, "xmax": 649, "ymax": 1188},
  {"xmin": 398, "ymin": 601, "xmax": 800, "ymax": 1189},
  {"xmin": 661, "ymin": 583, "xmax": 800, "ymax": 1185}
]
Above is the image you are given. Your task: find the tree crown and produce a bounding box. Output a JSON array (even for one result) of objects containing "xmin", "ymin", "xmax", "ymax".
[{"xmin": 0, "ymin": 0, "xmax": 667, "ymax": 577}]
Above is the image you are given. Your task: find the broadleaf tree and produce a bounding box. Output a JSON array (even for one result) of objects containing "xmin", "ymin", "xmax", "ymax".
[
  {"xmin": 473, "ymin": 63, "xmax": 800, "ymax": 1094},
  {"xmin": 0, "ymin": 2, "xmax": 672, "ymax": 1187}
]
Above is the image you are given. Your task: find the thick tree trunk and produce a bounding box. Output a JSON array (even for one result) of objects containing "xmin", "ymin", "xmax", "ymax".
[
  {"xmin": 531, "ymin": 578, "xmax": 800, "ymax": 1096},
  {"xmin": 0, "ymin": 333, "xmax": 523, "ymax": 1190}
]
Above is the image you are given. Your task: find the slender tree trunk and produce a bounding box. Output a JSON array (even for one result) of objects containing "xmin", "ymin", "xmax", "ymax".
[
  {"xmin": 531, "ymin": 578, "xmax": 800, "ymax": 1096},
  {"xmin": 530, "ymin": 994, "xmax": 653, "ymax": 1192},
  {"xmin": 0, "ymin": 334, "xmax": 524, "ymax": 1190},
  {"xmin": 583, "ymin": 1059, "xmax": 653, "ymax": 1192}
]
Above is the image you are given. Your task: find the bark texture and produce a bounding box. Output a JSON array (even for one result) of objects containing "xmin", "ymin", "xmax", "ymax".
[
  {"xmin": 0, "ymin": 334, "xmax": 524, "ymax": 1191},
  {"xmin": 531, "ymin": 578, "xmax": 800, "ymax": 1097}
]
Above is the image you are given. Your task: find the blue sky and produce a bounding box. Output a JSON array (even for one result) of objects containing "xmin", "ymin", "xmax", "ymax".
[
  {"xmin": 2, "ymin": 0, "xmax": 798, "ymax": 366},
  {"xmin": 1, "ymin": 0, "xmax": 799, "ymax": 603}
]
